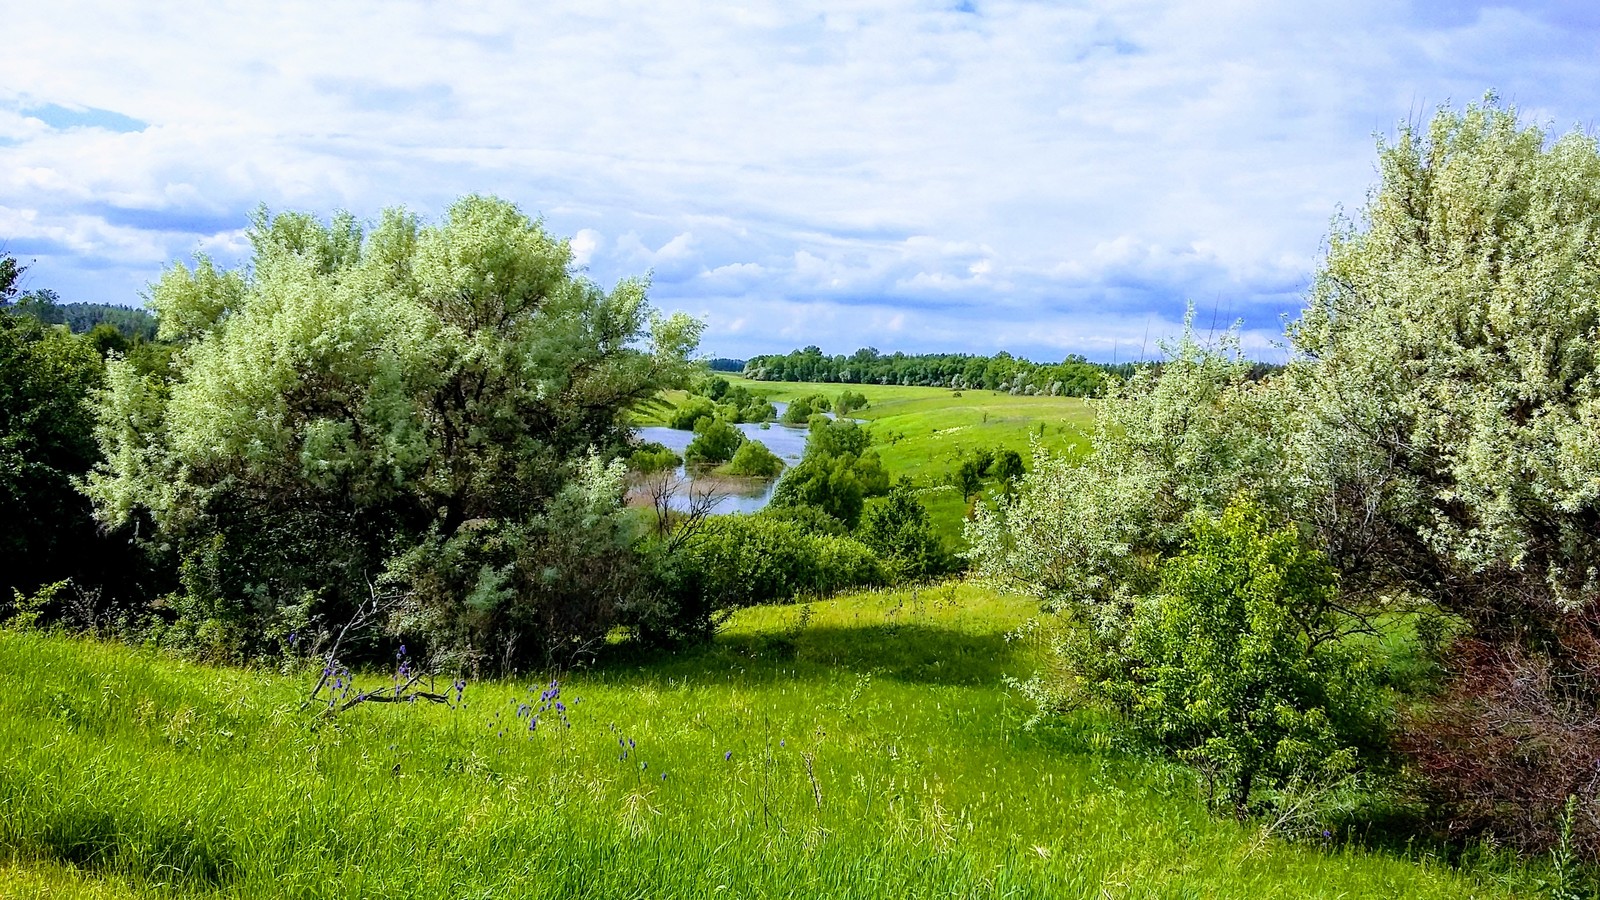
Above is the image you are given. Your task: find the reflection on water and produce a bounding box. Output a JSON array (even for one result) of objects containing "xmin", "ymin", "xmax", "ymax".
[{"xmin": 631, "ymin": 401, "xmax": 813, "ymax": 514}]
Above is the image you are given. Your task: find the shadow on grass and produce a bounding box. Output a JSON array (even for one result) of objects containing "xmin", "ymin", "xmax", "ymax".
[{"xmin": 592, "ymin": 622, "xmax": 1025, "ymax": 687}]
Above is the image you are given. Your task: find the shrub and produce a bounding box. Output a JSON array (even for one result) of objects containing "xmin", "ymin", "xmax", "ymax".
[
  {"xmin": 722, "ymin": 439, "xmax": 783, "ymax": 477},
  {"xmin": 779, "ymin": 396, "xmax": 815, "ymax": 425},
  {"xmin": 1123, "ymin": 499, "xmax": 1385, "ymax": 819},
  {"xmin": 770, "ymin": 418, "xmax": 889, "ymax": 528},
  {"xmin": 993, "ymin": 449, "xmax": 1024, "ymax": 486},
  {"xmin": 858, "ymin": 480, "xmax": 951, "ymax": 580},
  {"xmin": 835, "ymin": 389, "xmax": 868, "ymax": 417},
  {"xmin": 658, "ymin": 513, "xmax": 884, "ymax": 615},
  {"xmin": 85, "ymin": 197, "xmax": 702, "ymax": 668},
  {"xmin": 628, "ymin": 441, "xmax": 682, "ymax": 474},
  {"xmin": 1399, "ymin": 609, "xmax": 1600, "ymax": 860},
  {"xmin": 668, "ymin": 395, "xmax": 718, "ymax": 431},
  {"xmin": 684, "ymin": 418, "xmax": 745, "ymax": 467}
]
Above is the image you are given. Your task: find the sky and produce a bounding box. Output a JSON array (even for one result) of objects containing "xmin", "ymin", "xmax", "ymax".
[{"xmin": 3, "ymin": 1, "xmax": 1598, "ymax": 363}]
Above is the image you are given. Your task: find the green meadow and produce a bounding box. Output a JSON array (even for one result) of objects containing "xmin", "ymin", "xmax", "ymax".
[
  {"xmin": 636, "ymin": 376, "xmax": 1095, "ymax": 545},
  {"xmin": 0, "ymin": 585, "xmax": 1538, "ymax": 899},
  {"xmin": 722, "ymin": 375, "xmax": 1095, "ymax": 481}
]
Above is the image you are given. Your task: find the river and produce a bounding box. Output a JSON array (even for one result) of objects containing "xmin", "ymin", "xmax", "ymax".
[{"xmin": 629, "ymin": 402, "xmax": 815, "ymax": 514}]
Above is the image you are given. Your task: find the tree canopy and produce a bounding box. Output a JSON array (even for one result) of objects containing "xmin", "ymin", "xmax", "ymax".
[{"xmin": 87, "ymin": 196, "xmax": 701, "ymax": 665}]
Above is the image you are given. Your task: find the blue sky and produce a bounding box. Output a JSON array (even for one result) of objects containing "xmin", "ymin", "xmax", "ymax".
[{"xmin": 2, "ymin": 1, "xmax": 1597, "ymax": 362}]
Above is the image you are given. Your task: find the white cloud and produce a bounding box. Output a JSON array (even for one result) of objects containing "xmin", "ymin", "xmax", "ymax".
[
  {"xmin": 569, "ymin": 228, "xmax": 601, "ymax": 267},
  {"xmin": 0, "ymin": 0, "xmax": 1595, "ymax": 359}
]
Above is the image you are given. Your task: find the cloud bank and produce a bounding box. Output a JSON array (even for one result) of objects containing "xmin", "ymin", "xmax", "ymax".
[{"xmin": 3, "ymin": 1, "xmax": 1597, "ymax": 361}]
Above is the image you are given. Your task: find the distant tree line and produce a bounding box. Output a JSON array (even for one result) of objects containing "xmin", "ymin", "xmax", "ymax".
[
  {"xmin": 706, "ymin": 357, "xmax": 745, "ymax": 372},
  {"xmin": 9, "ymin": 289, "xmax": 159, "ymax": 341},
  {"xmin": 743, "ymin": 346, "xmax": 1138, "ymax": 397}
]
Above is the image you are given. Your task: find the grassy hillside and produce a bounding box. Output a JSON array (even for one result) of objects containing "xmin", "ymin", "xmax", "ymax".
[{"xmin": 0, "ymin": 584, "xmax": 1535, "ymax": 899}]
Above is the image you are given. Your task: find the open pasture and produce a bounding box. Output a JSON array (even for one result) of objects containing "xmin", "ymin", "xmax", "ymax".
[{"xmin": 722, "ymin": 375, "xmax": 1095, "ymax": 482}]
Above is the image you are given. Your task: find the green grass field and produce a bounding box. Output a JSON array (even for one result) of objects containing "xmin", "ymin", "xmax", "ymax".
[
  {"xmin": 0, "ymin": 584, "xmax": 1539, "ymax": 899},
  {"xmin": 635, "ymin": 377, "xmax": 1096, "ymax": 546},
  {"xmin": 722, "ymin": 375, "xmax": 1094, "ymax": 481}
]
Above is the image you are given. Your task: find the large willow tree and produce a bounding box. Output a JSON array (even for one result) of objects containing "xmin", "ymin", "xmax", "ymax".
[{"xmin": 88, "ymin": 196, "xmax": 700, "ymax": 666}]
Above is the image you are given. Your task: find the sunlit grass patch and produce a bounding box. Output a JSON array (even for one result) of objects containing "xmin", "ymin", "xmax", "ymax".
[{"xmin": 0, "ymin": 585, "xmax": 1538, "ymax": 899}]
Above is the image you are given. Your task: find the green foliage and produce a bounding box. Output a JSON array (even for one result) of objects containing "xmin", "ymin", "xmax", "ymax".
[
  {"xmin": 668, "ymin": 395, "xmax": 718, "ymax": 430},
  {"xmin": 858, "ymin": 481, "xmax": 952, "ymax": 580},
  {"xmin": 648, "ymin": 513, "xmax": 884, "ymax": 627},
  {"xmin": 952, "ymin": 459, "xmax": 982, "ymax": 501},
  {"xmin": 779, "ymin": 394, "xmax": 822, "ymax": 424},
  {"xmin": 5, "ymin": 286, "xmax": 159, "ymax": 341},
  {"xmin": 745, "ymin": 345, "xmax": 1130, "ymax": 395},
  {"xmin": 721, "ymin": 439, "xmax": 784, "ymax": 478},
  {"xmin": 1124, "ymin": 500, "xmax": 1383, "ymax": 818},
  {"xmin": 1291, "ymin": 96, "xmax": 1600, "ymax": 618},
  {"xmin": 967, "ymin": 324, "xmax": 1284, "ymax": 611},
  {"xmin": 0, "ymin": 314, "xmax": 105, "ymax": 597},
  {"xmin": 684, "ymin": 418, "xmax": 745, "ymax": 467},
  {"xmin": 771, "ymin": 419, "xmax": 890, "ymax": 528},
  {"xmin": 993, "ymin": 448, "xmax": 1025, "ymax": 486},
  {"xmin": 0, "ymin": 255, "xmax": 22, "ymax": 305},
  {"xmin": 628, "ymin": 441, "xmax": 682, "ymax": 474},
  {"xmin": 772, "ymin": 456, "xmax": 868, "ymax": 527},
  {"xmin": 85, "ymin": 196, "xmax": 701, "ymax": 667},
  {"xmin": 834, "ymin": 389, "xmax": 868, "ymax": 416}
]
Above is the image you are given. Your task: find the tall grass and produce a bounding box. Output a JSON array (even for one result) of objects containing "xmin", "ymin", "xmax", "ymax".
[{"xmin": 0, "ymin": 584, "xmax": 1536, "ymax": 898}]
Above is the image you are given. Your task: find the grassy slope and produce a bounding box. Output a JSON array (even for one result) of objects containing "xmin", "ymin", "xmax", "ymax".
[{"xmin": 0, "ymin": 585, "xmax": 1528, "ymax": 899}]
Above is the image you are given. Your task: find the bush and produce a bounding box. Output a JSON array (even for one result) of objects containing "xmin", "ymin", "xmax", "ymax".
[
  {"xmin": 1399, "ymin": 609, "xmax": 1600, "ymax": 860},
  {"xmin": 684, "ymin": 418, "xmax": 745, "ymax": 467},
  {"xmin": 835, "ymin": 389, "xmax": 868, "ymax": 417},
  {"xmin": 721, "ymin": 439, "xmax": 783, "ymax": 477},
  {"xmin": 770, "ymin": 418, "xmax": 889, "ymax": 528},
  {"xmin": 858, "ymin": 480, "xmax": 952, "ymax": 580},
  {"xmin": 628, "ymin": 441, "xmax": 682, "ymax": 474},
  {"xmin": 85, "ymin": 197, "xmax": 702, "ymax": 668},
  {"xmin": 993, "ymin": 449, "xmax": 1024, "ymax": 486},
  {"xmin": 657, "ymin": 513, "xmax": 884, "ymax": 615},
  {"xmin": 779, "ymin": 396, "xmax": 815, "ymax": 425},
  {"xmin": 1123, "ymin": 499, "xmax": 1385, "ymax": 819},
  {"xmin": 668, "ymin": 395, "xmax": 718, "ymax": 431}
]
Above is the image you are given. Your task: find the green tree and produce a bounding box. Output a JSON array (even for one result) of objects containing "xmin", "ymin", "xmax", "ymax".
[
  {"xmin": 779, "ymin": 395, "xmax": 817, "ymax": 425},
  {"xmin": 1291, "ymin": 96, "xmax": 1600, "ymax": 618},
  {"xmin": 1126, "ymin": 500, "xmax": 1381, "ymax": 819},
  {"xmin": 859, "ymin": 480, "xmax": 949, "ymax": 579},
  {"xmin": 0, "ymin": 255, "xmax": 23, "ymax": 305},
  {"xmin": 966, "ymin": 323, "xmax": 1285, "ymax": 612},
  {"xmin": 0, "ymin": 313, "xmax": 104, "ymax": 597},
  {"xmin": 668, "ymin": 395, "xmax": 718, "ymax": 430},
  {"xmin": 952, "ymin": 459, "xmax": 982, "ymax": 501},
  {"xmin": 628, "ymin": 441, "xmax": 681, "ymax": 474},
  {"xmin": 684, "ymin": 418, "xmax": 745, "ymax": 467},
  {"xmin": 772, "ymin": 455, "xmax": 867, "ymax": 527},
  {"xmin": 835, "ymin": 389, "xmax": 868, "ymax": 417},
  {"xmin": 770, "ymin": 418, "xmax": 889, "ymax": 527},
  {"xmin": 993, "ymin": 448, "xmax": 1025, "ymax": 487},
  {"xmin": 86, "ymin": 196, "xmax": 701, "ymax": 666},
  {"xmin": 722, "ymin": 439, "xmax": 783, "ymax": 477},
  {"xmin": 1284, "ymin": 97, "xmax": 1600, "ymax": 854}
]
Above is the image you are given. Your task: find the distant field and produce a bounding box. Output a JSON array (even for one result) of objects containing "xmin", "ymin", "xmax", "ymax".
[
  {"xmin": 0, "ymin": 584, "xmax": 1535, "ymax": 899},
  {"xmin": 723, "ymin": 375, "xmax": 1095, "ymax": 481}
]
